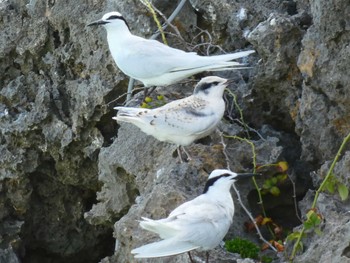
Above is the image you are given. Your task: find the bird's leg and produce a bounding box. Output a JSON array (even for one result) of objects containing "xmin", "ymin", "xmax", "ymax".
[
  {"xmin": 205, "ymin": 252, "xmax": 209, "ymax": 263},
  {"xmin": 177, "ymin": 146, "xmax": 184, "ymax": 163},
  {"xmin": 181, "ymin": 146, "xmax": 192, "ymax": 161},
  {"xmin": 176, "ymin": 146, "xmax": 192, "ymax": 163},
  {"xmin": 188, "ymin": 252, "xmax": 195, "ymax": 263}
]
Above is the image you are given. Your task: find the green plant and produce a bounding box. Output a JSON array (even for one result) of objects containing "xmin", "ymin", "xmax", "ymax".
[
  {"xmin": 225, "ymin": 238, "xmax": 259, "ymax": 259},
  {"xmin": 257, "ymin": 161, "xmax": 289, "ymax": 197},
  {"xmin": 140, "ymin": 95, "xmax": 166, "ymax": 108},
  {"xmin": 261, "ymin": 255, "xmax": 273, "ymax": 263},
  {"xmin": 323, "ymin": 173, "xmax": 349, "ymax": 201},
  {"xmin": 288, "ymin": 131, "xmax": 350, "ymax": 260}
]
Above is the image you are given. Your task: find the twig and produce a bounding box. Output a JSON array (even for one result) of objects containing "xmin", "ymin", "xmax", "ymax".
[
  {"xmin": 223, "ymin": 134, "xmax": 276, "ymax": 239},
  {"xmin": 218, "ymin": 130, "xmax": 277, "ymax": 252},
  {"xmin": 150, "ymin": 3, "xmax": 186, "ymax": 43},
  {"xmin": 234, "ymin": 119, "xmax": 266, "ymax": 141},
  {"xmin": 287, "ymin": 171, "xmax": 302, "ymax": 223},
  {"xmin": 106, "ymin": 86, "xmax": 145, "ymax": 107},
  {"xmin": 189, "ymin": 25, "xmax": 226, "ymax": 55},
  {"xmin": 140, "ymin": 0, "xmax": 168, "ymax": 45},
  {"xmin": 225, "ymin": 88, "xmax": 250, "ymax": 136}
]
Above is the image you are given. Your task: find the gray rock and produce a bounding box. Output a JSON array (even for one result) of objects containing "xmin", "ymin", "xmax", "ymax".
[
  {"xmin": 293, "ymin": 191, "xmax": 350, "ymax": 263},
  {"xmin": 296, "ymin": 0, "xmax": 350, "ymax": 163},
  {"xmin": 1, "ymin": 0, "xmax": 350, "ymax": 262}
]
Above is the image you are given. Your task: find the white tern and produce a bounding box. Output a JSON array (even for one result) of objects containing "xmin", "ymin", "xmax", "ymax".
[
  {"xmin": 88, "ymin": 12, "xmax": 255, "ymax": 87},
  {"xmin": 131, "ymin": 169, "xmax": 257, "ymax": 262}
]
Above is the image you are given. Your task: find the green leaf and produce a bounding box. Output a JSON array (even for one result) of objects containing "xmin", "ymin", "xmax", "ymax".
[
  {"xmin": 271, "ymin": 177, "xmax": 278, "ymax": 185},
  {"xmin": 262, "ymin": 179, "xmax": 272, "ymax": 189},
  {"xmin": 276, "ymin": 174, "xmax": 288, "ymax": 182},
  {"xmin": 314, "ymin": 228, "xmax": 323, "ymax": 236},
  {"xmin": 309, "ymin": 212, "xmax": 321, "ymax": 226},
  {"xmin": 337, "ymin": 183, "xmax": 349, "ymax": 201},
  {"xmin": 325, "ymin": 180, "xmax": 335, "ymax": 194},
  {"xmin": 303, "ymin": 220, "xmax": 313, "ymax": 230},
  {"xmin": 304, "ymin": 211, "xmax": 321, "ymax": 230},
  {"xmin": 270, "ymin": 186, "xmax": 280, "ymax": 196}
]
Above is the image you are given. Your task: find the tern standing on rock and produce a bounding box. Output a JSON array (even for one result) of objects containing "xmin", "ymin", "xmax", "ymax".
[
  {"xmin": 88, "ymin": 12, "xmax": 255, "ymax": 87},
  {"xmin": 131, "ymin": 169, "xmax": 258, "ymax": 263},
  {"xmin": 113, "ymin": 76, "xmax": 230, "ymax": 160}
]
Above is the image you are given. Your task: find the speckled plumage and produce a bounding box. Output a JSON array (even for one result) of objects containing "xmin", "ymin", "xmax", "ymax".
[{"xmin": 113, "ymin": 76, "xmax": 229, "ymax": 146}]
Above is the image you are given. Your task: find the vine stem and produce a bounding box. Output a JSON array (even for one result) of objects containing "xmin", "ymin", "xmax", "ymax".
[
  {"xmin": 223, "ymin": 135, "xmax": 268, "ymax": 218},
  {"xmin": 225, "ymin": 88, "xmax": 250, "ymax": 136},
  {"xmin": 218, "ymin": 131, "xmax": 277, "ymax": 252},
  {"xmin": 140, "ymin": 0, "xmax": 168, "ymax": 45},
  {"xmin": 311, "ymin": 132, "xmax": 350, "ymax": 208},
  {"xmin": 290, "ymin": 131, "xmax": 350, "ymax": 260}
]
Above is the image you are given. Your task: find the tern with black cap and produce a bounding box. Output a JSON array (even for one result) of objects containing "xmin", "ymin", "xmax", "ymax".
[
  {"xmin": 88, "ymin": 12, "xmax": 255, "ymax": 87},
  {"xmin": 131, "ymin": 169, "xmax": 259, "ymax": 262}
]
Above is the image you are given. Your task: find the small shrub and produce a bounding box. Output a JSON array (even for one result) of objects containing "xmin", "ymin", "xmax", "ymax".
[{"xmin": 225, "ymin": 237, "xmax": 259, "ymax": 259}]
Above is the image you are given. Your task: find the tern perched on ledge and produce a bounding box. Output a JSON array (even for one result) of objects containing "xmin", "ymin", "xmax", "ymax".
[
  {"xmin": 131, "ymin": 169, "xmax": 258, "ymax": 262},
  {"xmin": 88, "ymin": 12, "xmax": 255, "ymax": 87},
  {"xmin": 113, "ymin": 76, "xmax": 230, "ymax": 160}
]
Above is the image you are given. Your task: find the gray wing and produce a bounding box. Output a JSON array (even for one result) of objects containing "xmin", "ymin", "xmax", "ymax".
[{"xmin": 119, "ymin": 37, "xmax": 205, "ymax": 79}]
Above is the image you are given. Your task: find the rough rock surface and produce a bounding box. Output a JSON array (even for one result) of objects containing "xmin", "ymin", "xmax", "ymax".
[{"xmin": 1, "ymin": 0, "xmax": 350, "ymax": 263}]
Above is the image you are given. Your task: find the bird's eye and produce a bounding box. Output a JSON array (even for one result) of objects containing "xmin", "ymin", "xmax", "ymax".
[{"xmin": 212, "ymin": 81, "xmax": 219, "ymax": 85}]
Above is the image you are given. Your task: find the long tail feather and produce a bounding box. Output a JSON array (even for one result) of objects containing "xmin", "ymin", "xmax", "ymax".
[
  {"xmin": 131, "ymin": 238, "xmax": 199, "ymax": 258},
  {"xmin": 170, "ymin": 50, "xmax": 255, "ymax": 73},
  {"xmin": 208, "ymin": 50, "xmax": 255, "ymax": 62}
]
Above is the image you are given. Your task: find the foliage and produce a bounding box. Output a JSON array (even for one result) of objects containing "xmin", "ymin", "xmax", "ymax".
[
  {"xmin": 288, "ymin": 131, "xmax": 350, "ymax": 260},
  {"xmin": 224, "ymin": 91, "xmax": 349, "ymax": 260},
  {"xmin": 261, "ymin": 255, "xmax": 273, "ymax": 263},
  {"xmin": 323, "ymin": 173, "xmax": 349, "ymax": 201},
  {"xmin": 303, "ymin": 209, "xmax": 323, "ymax": 235},
  {"xmin": 140, "ymin": 95, "xmax": 165, "ymax": 108},
  {"xmin": 257, "ymin": 161, "xmax": 289, "ymax": 197},
  {"xmin": 225, "ymin": 238, "xmax": 259, "ymax": 259}
]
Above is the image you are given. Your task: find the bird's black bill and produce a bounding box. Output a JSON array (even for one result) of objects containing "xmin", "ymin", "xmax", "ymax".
[
  {"xmin": 87, "ymin": 20, "xmax": 109, "ymax": 26},
  {"xmin": 234, "ymin": 173, "xmax": 260, "ymax": 180}
]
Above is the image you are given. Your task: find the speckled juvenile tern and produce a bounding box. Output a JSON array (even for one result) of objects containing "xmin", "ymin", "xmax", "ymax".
[{"xmin": 113, "ymin": 76, "xmax": 230, "ymax": 160}]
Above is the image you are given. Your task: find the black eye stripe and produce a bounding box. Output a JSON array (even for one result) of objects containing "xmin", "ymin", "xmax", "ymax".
[
  {"xmin": 194, "ymin": 80, "xmax": 224, "ymax": 94},
  {"xmin": 106, "ymin": 15, "xmax": 130, "ymax": 30},
  {"xmin": 107, "ymin": 15, "xmax": 123, "ymax": 20},
  {"xmin": 202, "ymin": 173, "xmax": 232, "ymax": 193},
  {"xmin": 200, "ymin": 83, "xmax": 212, "ymax": 90}
]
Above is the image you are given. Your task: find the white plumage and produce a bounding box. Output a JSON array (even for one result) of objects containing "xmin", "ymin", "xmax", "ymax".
[
  {"xmin": 88, "ymin": 12, "xmax": 255, "ymax": 87},
  {"xmin": 113, "ymin": 76, "xmax": 229, "ymax": 147},
  {"xmin": 131, "ymin": 169, "xmax": 257, "ymax": 261}
]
